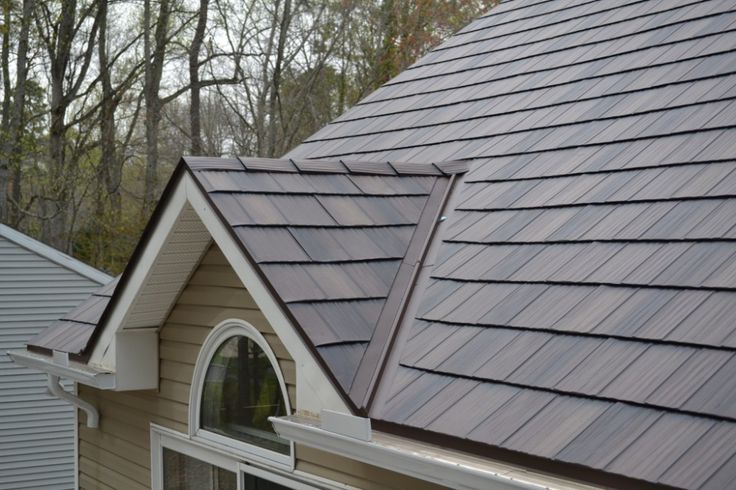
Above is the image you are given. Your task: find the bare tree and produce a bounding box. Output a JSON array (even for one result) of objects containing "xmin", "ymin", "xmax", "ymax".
[
  {"xmin": 142, "ymin": 0, "xmax": 171, "ymax": 213},
  {"xmin": 34, "ymin": 0, "xmax": 102, "ymax": 249},
  {"xmin": 0, "ymin": 0, "xmax": 12, "ymax": 222},
  {"xmin": 189, "ymin": 0, "xmax": 209, "ymax": 155},
  {"xmin": 0, "ymin": 0, "xmax": 33, "ymax": 223}
]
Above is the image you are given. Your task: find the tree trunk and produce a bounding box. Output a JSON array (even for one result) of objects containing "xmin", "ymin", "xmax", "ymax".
[
  {"xmin": 267, "ymin": 0, "xmax": 290, "ymax": 157},
  {"xmin": 43, "ymin": 0, "xmax": 76, "ymax": 246},
  {"xmin": 40, "ymin": 0, "xmax": 100, "ymax": 250},
  {"xmin": 0, "ymin": 0, "xmax": 11, "ymax": 222},
  {"xmin": 1, "ymin": 0, "xmax": 32, "ymax": 225},
  {"xmin": 93, "ymin": 0, "xmax": 113, "ymax": 263},
  {"xmin": 98, "ymin": 0, "xmax": 119, "ymax": 212},
  {"xmin": 143, "ymin": 0, "xmax": 170, "ymax": 213},
  {"xmin": 189, "ymin": 0, "xmax": 208, "ymax": 156}
]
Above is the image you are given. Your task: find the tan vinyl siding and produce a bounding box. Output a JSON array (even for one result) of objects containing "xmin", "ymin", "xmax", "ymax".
[{"xmin": 78, "ymin": 244, "xmax": 442, "ymax": 489}]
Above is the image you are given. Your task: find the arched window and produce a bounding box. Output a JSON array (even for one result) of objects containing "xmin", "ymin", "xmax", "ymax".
[{"xmin": 190, "ymin": 320, "xmax": 293, "ymax": 468}]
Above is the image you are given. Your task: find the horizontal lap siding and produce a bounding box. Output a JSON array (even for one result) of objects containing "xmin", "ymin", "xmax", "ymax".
[
  {"xmin": 78, "ymin": 245, "xmax": 295, "ymax": 489},
  {"xmin": 0, "ymin": 235, "xmax": 103, "ymax": 490},
  {"xmin": 79, "ymin": 244, "xmax": 441, "ymax": 489}
]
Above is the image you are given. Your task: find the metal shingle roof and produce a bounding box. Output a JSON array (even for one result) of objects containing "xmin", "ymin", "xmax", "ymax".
[{"xmin": 287, "ymin": 1, "xmax": 736, "ymax": 488}]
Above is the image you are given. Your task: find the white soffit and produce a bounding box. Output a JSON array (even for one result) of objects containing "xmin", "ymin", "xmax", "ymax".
[
  {"xmin": 123, "ymin": 204, "xmax": 211, "ymax": 329},
  {"xmin": 89, "ymin": 174, "xmax": 211, "ymax": 369}
]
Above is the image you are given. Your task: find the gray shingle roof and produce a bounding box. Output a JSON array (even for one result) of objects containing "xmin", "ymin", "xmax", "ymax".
[{"xmin": 285, "ymin": 1, "xmax": 736, "ymax": 488}]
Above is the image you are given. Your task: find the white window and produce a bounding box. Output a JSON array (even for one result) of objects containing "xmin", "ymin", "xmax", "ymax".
[
  {"xmin": 151, "ymin": 319, "xmax": 350, "ymax": 490},
  {"xmin": 189, "ymin": 320, "xmax": 293, "ymax": 468},
  {"xmin": 151, "ymin": 425, "xmax": 334, "ymax": 490}
]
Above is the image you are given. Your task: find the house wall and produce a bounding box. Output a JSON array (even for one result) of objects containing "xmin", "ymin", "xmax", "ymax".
[
  {"xmin": 77, "ymin": 244, "xmax": 444, "ymax": 489},
  {"xmin": 0, "ymin": 234, "xmax": 106, "ymax": 490}
]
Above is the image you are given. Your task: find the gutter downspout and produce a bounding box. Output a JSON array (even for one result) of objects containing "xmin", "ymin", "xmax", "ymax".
[{"xmin": 47, "ymin": 374, "xmax": 99, "ymax": 428}]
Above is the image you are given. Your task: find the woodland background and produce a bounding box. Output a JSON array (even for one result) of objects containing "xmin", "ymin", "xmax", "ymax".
[{"xmin": 0, "ymin": 0, "xmax": 496, "ymax": 274}]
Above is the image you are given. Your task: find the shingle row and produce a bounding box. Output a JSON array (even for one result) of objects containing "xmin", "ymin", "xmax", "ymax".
[
  {"xmin": 380, "ymin": 367, "xmax": 736, "ymax": 490},
  {"xmin": 27, "ymin": 278, "xmax": 118, "ymax": 356}
]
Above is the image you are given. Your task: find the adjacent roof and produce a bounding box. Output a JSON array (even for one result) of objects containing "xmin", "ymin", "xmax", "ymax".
[
  {"xmin": 28, "ymin": 278, "xmax": 118, "ymax": 356},
  {"xmin": 284, "ymin": 0, "xmax": 736, "ymax": 488}
]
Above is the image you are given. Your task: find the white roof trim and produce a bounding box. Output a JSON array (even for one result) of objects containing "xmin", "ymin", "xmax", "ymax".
[
  {"xmin": 271, "ymin": 415, "xmax": 599, "ymax": 490},
  {"xmin": 7, "ymin": 349, "xmax": 116, "ymax": 389},
  {"xmin": 0, "ymin": 223, "xmax": 111, "ymax": 284}
]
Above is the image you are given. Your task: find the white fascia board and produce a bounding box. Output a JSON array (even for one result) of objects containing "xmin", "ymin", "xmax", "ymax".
[
  {"xmin": 183, "ymin": 174, "xmax": 349, "ymax": 415},
  {"xmin": 8, "ymin": 349, "xmax": 116, "ymax": 389},
  {"xmin": 0, "ymin": 223, "xmax": 112, "ymax": 284},
  {"xmin": 88, "ymin": 173, "xmax": 188, "ymax": 369},
  {"xmin": 271, "ymin": 415, "xmax": 598, "ymax": 490}
]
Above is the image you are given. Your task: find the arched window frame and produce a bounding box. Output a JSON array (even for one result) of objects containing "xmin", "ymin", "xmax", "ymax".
[{"xmin": 189, "ymin": 319, "xmax": 294, "ymax": 470}]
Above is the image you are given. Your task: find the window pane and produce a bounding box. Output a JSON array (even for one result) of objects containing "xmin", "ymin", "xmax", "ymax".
[
  {"xmin": 243, "ymin": 472, "xmax": 290, "ymax": 490},
  {"xmin": 201, "ymin": 335, "xmax": 289, "ymax": 454},
  {"xmin": 163, "ymin": 448, "xmax": 236, "ymax": 490}
]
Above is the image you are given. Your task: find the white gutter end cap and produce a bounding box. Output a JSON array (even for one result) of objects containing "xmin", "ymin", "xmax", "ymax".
[{"xmin": 321, "ymin": 409, "xmax": 372, "ymax": 442}]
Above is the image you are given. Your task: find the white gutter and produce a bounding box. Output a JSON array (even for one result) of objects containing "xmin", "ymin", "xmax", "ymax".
[
  {"xmin": 271, "ymin": 414, "xmax": 596, "ymax": 490},
  {"xmin": 7, "ymin": 349, "xmax": 116, "ymax": 389},
  {"xmin": 48, "ymin": 374, "xmax": 99, "ymax": 428}
]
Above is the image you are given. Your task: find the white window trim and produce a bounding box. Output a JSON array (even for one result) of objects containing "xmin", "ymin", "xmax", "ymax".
[
  {"xmin": 152, "ymin": 424, "xmax": 239, "ymax": 490},
  {"xmin": 189, "ymin": 319, "xmax": 295, "ymax": 470},
  {"xmin": 151, "ymin": 424, "xmax": 356, "ymax": 490}
]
